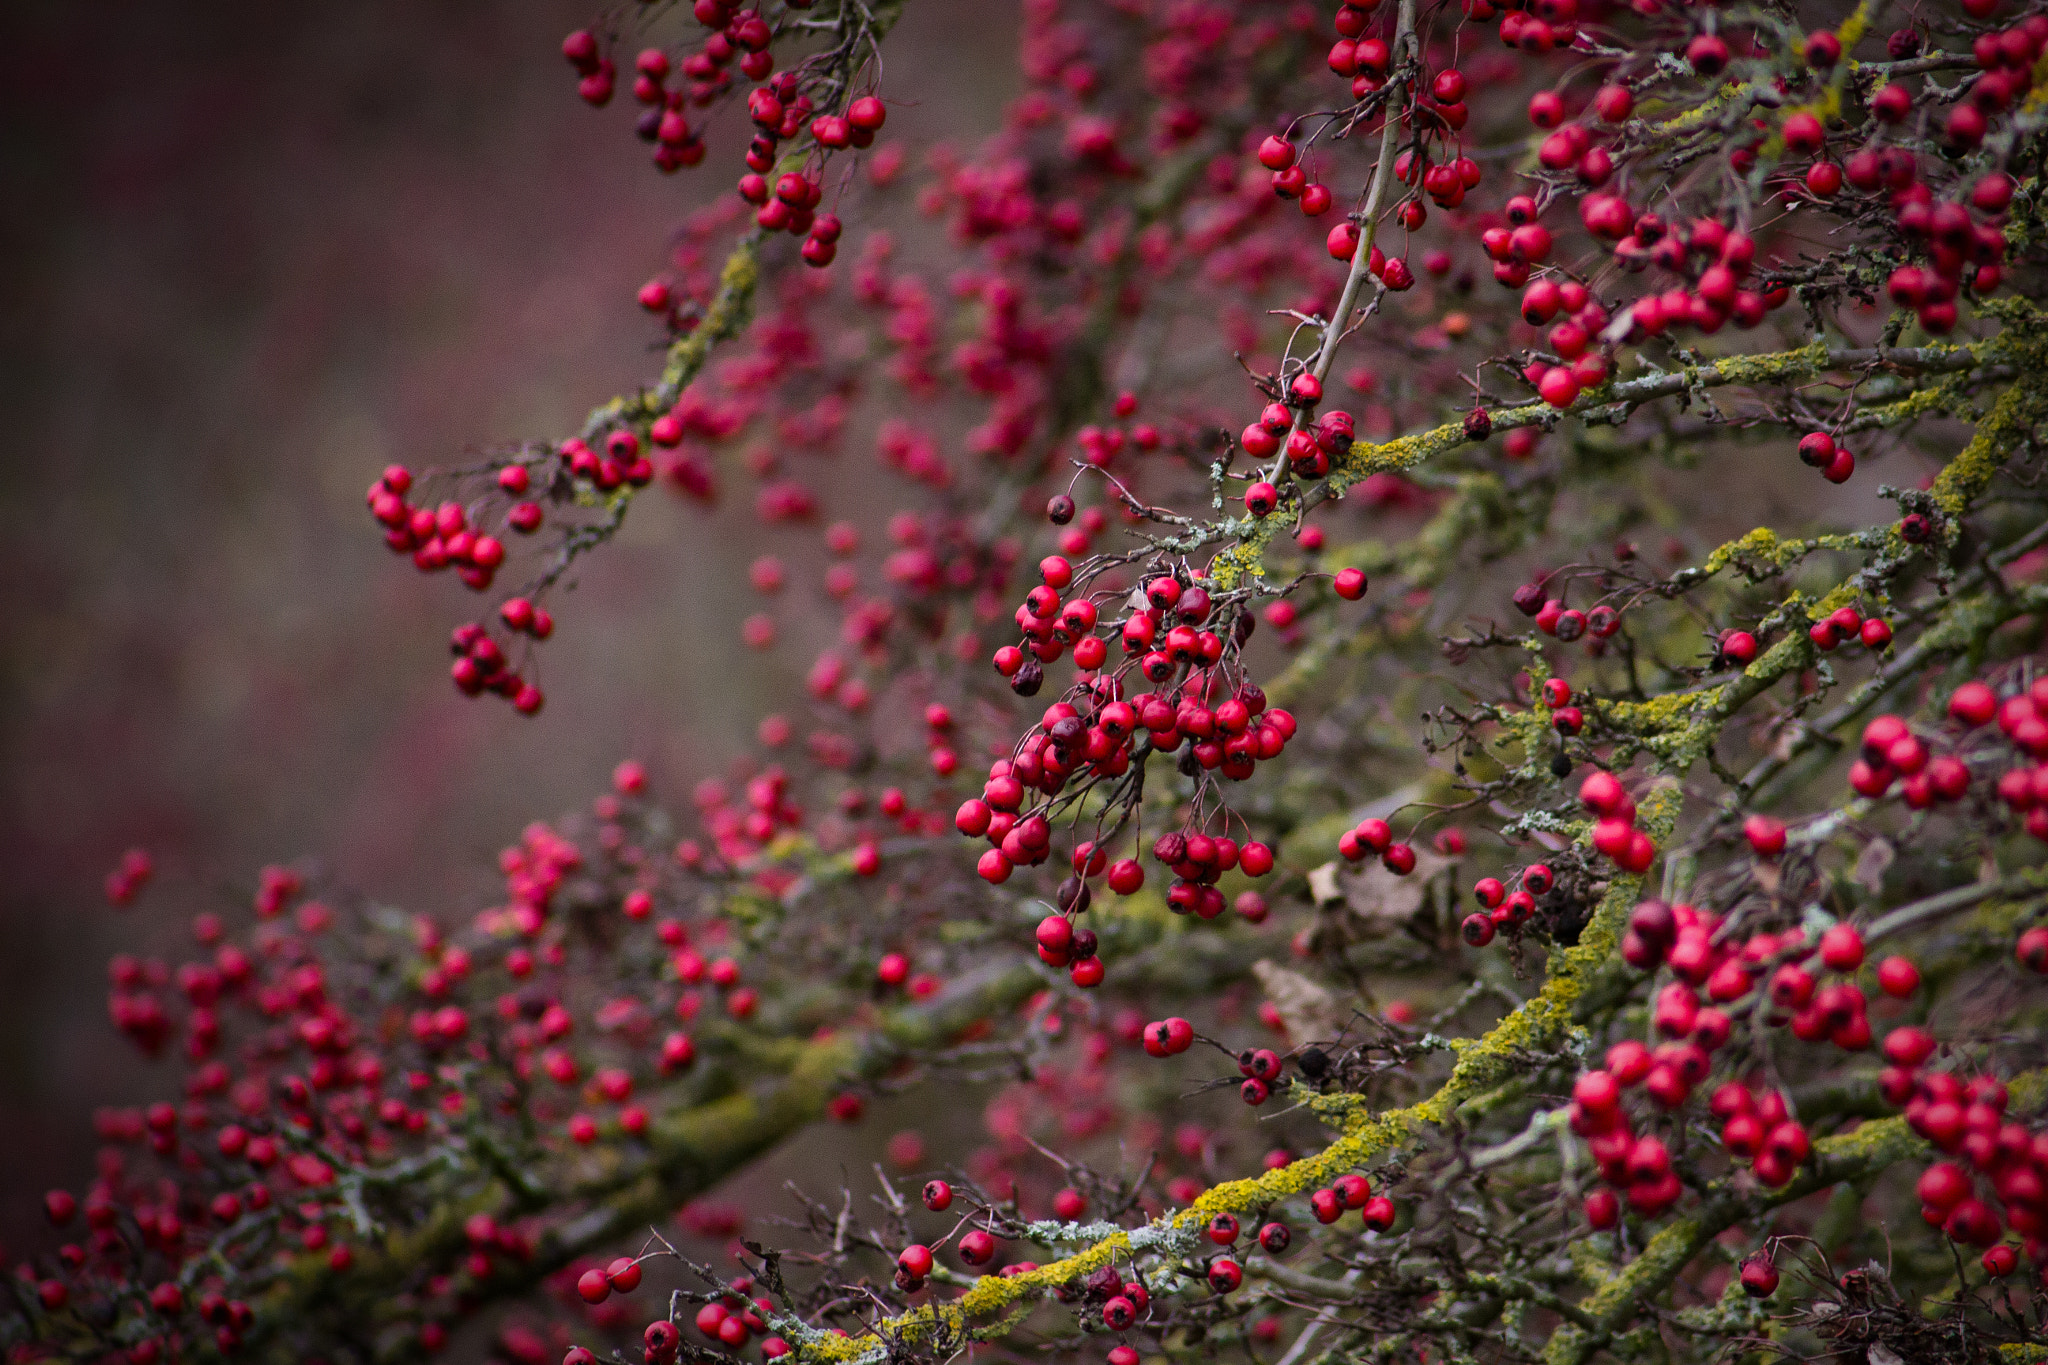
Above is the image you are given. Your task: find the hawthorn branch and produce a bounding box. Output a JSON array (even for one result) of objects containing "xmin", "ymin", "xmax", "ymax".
[
  {"xmin": 756, "ymin": 789, "xmax": 1684, "ymax": 1365},
  {"xmin": 1209, "ymin": 334, "xmax": 2013, "ymax": 590},
  {"xmin": 247, "ymin": 958, "xmax": 1046, "ymax": 1355},
  {"xmin": 1539, "ymin": 1069, "xmax": 2048, "ymax": 1365}
]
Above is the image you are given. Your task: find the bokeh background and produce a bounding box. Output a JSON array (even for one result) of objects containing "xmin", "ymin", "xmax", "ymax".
[{"xmin": 0, "ymin": 0, "xmax": 1016, "ymax": 1252}]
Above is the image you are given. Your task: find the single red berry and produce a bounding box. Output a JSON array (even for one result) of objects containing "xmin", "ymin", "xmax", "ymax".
[
  {"xmin": 1950, "ymin": 681, "xmax": 1997, "ymax": 726},
  {"xmin": 1877, "ymin": 956, "xmax": 1920, "ymax": 997},
  {"xmin": 1820, "ymin": 924, "xmax": 1865, "ymax": 971},
  {"xmin": 1585, "ymin": 1188, "xmax": 1619, "ymax": 1228},
  {"xmin": 2017, "ymin": 926, "xmax": 2048, "ymax": 972},
  {"xmin": 1740, "ymin": 1257, "xmax": 1779, "ymax": 1297}
]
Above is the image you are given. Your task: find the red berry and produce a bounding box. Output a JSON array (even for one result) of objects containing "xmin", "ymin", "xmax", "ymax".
[
  {"xmin": 1951, "ymin": 681, "xmax": 1997, "ymax": 726},
  {"xmin": 1739, "ymin": 1257, "xmax": 1779, "ymax": 1297},
  {"xmin": 1584, "ymin": 1188, "xmax": 1619, "ymax": 1228},
  {"xmin": 1877, "ymin": 956, "xmax": 1920, "ymax": 997},
  {"xmin": 1819, "ymin": 924, "xmax": 1865, "ymax": 971}
]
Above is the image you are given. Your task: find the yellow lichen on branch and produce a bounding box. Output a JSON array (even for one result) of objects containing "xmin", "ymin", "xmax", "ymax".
[
  {"xmin": 577, "ymin": 235, "xmax": 764, "ymax": 442},
  {"xmin": 787, "ymin": 791, "xmax": 1682, "ymax": 1363},
  {"xmin": 1207, "ymin": 334, "xmax": 1998, "ymax": 592}
]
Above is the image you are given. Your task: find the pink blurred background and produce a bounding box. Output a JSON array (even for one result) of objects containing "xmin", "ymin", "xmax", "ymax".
[{"xmin": 0, "ymin": 0, "xmax": 1016, "ymax": 1251}]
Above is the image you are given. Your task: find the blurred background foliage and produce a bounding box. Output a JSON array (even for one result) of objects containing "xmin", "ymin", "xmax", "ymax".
[{"xmin": 0, "ymin": 0, "xmax": 1015, "ymax": 1254}]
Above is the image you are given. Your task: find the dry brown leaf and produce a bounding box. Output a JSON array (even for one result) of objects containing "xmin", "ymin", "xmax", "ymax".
[
  {"xmin": 1252, "ymin": 959, "xmax": 1343, "ymax": 1042},
  {"xmin": 1338, "ymin": 846, "xmax": 1451, "ymax": 934},
  {"xmin": 1306, "ymin": 861, "xmax": 1345, "ymax": 907},
  {"xmin": 1852, "ymin": 839, "xmax": 1895, "ymax": 894}
]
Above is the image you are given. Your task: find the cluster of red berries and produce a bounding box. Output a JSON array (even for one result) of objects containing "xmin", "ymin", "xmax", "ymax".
[
  {"xmin": 1071, "ymin": 393, "xmax": 1167, "ymax": 472},
  {"xmin": 566, "ymin": 1271, "xmax": 785, "ymax": 1365},
  {"xmin": 562, "ymin": 0, "xmax": 900, "ymax": 315},
  {"xmin": 365, "ymin": 465, "xmax": 519, "ymax": 588},
  {"xmin": 1135, "ymin": 1019, "xmax": 1288, "ymax": 1105},
  {"xmin": 1962, "ymin": 680, "xmax": 2048, "ymax": 838},
  {"xmin": 1570, "ymin": 1051, "xmax": 1808, "ymax": 1225},
  {"xmin": 1511, "ymin": 261, "xmax": 1614, "ymax": 411},
  {"xmin": 1306, "ymin": 1171, "xmax": 1396, "ymax": 1231},
  {"xmin": 1578, "ymin": 770, "xmax": 1658, "ymax": 874},
  {"xmin": 1461, "ymin": 860, "xmax": 1556, "ymax": 947},
  {"xmin": 104, "ymin": 847, "xmax": 154, "ymax": 906},
  {"xmin": 559, "ymin": 432, "xmax": 655, "ymax": 492},
  {"xmin": 1809, "ymin": 602, "xmax": 1892, "ymax": 654},
  {"xmin": 1817, "ymin": 23, "xmax": 2030, "ymax": 292},
  {"xmin": 892, "ymin": 1186, "xmax": 1006, "ymax": 1288},
  {"xmin": 560, "ymin": 27, "xmax": 617, "ymax": 107},
  {"xmin": 1538, "ymin": 677, "xmax": 1584, "ymax": 737},
  {"xmin": 1849, "ymin": 680, "xmax": 2048, "ymax": 835},
  {"xmin": 449, "ymin": 621, "xmax": 545, "ymax": 715},
  {"xmin": 1876, "ymin": 168, "xmax": 2023, "ymax": 339},
  {"xmin": 1252, "ymin": 136, "xmax": 1339, "ymax": 227},
  {"xmin": 960, "ymin": 548, "xmax": 1306, "ymax": 957},
  {"xmin": 623, "ymin": 42, "xmax": 710, "ymax": 172},
  {"xmin": 1478, "ymin": 194, "xmax": 1559, "ymax": 294},
  {"xmin": 737, "ymin": 159, "xmax": 846, "ymax": 267},
  {"xmin": 1512, "ymin": 578, "xmax": 1622, "ymax": 647},
  {"xmin": 1570, "ymin": 910, "xmax": 1883, "ymax": 1222},
  {"xmin": 364, "ymin": 461, "xmax": 564, "ymax": 711},
  {"xmin": 560, "ymin": 4, "xmax": 798, "ymax": 159},
  {"xmin": 1890, "ymin": 1051, "xmax": 2048, "ymax": 1269},
  {"xmin": 1239, "ymin": 386, "xmax": 1355, "ymax": 486},
  {"xmin": 686, "ymin": 767, "xmax": 812, "ymax": 867},
  {"xmin": 1031, "ymin": 903, "xmax": 1105, "ymax": 988},
  {"xmin": 1097, "ymin": 1268, "xmax": 1159, "ymax": 1329},
  {"xmin": 1704, "ymin": 1080, "xmax": 1814, "ymax": 1189},
  {"xmin": 1635, "ymin": 906, "xmax": 1888, "ymax": 1053},
  {"xmin": 1335, "ymin": 817, "xmax": 1418, "ymax": 875},
  {"xmin": 1152, "ymin": 823, "xmax": 1280, "ymax": 916},
  {"xmin": 1586, "ymin": 206, "xmax": 1791, "ymax": 343},
  {"xmin": 1012, "ymin": 824, "xmax": 1281, "ymax": 988}
]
